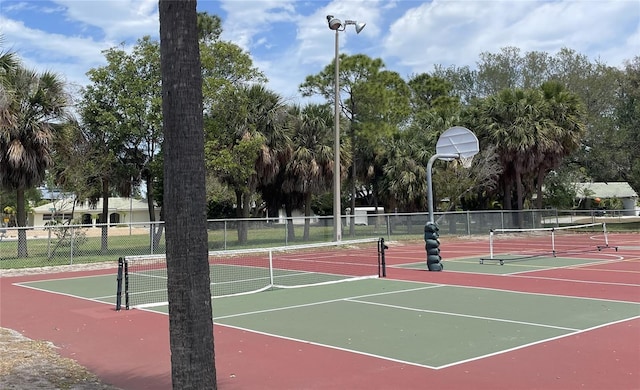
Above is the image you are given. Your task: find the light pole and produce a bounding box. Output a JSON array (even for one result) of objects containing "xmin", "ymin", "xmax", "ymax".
[{"xmin": 326, "ymin": 15, "xmax": 365, "ymax": 242}]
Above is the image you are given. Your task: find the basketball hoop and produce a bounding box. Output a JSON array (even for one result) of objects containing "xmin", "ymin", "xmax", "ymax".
[
  {"xmin": 428, "ymin": 126, "xmax": 480, "ymax": 224},
  {"xmin": 460, "ymin": 155, "xmax": 474, "ymax": 169}
]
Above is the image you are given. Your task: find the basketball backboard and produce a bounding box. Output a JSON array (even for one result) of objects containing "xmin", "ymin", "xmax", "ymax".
[{"xmin": 435, "ymin": 126, "xmax": 479, "ymax": 161}]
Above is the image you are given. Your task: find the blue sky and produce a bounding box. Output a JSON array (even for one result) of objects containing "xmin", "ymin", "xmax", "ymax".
[{"xmin": 1, "ymin": 0, "xmax": 639, "ymax": 105}]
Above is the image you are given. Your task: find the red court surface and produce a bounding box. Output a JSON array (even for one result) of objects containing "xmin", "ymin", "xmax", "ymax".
[{"xmin": 1, "ymin": 232, "xmax": 639, "ymax": 389}]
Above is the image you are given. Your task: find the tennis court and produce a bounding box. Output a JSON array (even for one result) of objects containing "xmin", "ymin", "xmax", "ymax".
[{"xmin": 1, "ymin": 231, "xmax": 639, "ymax": 389}]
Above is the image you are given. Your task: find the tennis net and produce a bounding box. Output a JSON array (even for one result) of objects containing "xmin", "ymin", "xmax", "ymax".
[
  {"xmin": 116, "ymin": 237, "xmax": 387, "ymax": 310},
  {"xmin": 480, "ymin": 222, "xmax": 617, "ymax": 265}
]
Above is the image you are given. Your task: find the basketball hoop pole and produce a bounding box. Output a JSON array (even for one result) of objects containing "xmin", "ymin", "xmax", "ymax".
[{"xmin": 427, "ymin": 153, "xmax": 459, "ymax": 223}]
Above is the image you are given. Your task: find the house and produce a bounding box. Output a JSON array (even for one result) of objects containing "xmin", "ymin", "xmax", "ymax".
[
  {"xmin": 29, "ymin": 197, "xmax": 160, "ymax": 227},
  {"xmin": 576, "ymin": 182, "xmax": 638, "ymax": 216}
]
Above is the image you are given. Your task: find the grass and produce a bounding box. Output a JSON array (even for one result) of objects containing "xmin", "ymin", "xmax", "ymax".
[{"xmin": 0, "ymin": 219, "xmax": 636, "ymax": 270}]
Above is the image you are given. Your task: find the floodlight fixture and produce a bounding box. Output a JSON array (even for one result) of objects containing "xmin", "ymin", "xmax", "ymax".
[
  {"xmin": 327, "ymin": 15, "xmax": 342, "ymax": 30},
  {"xmin": 345, "ymin": 20, "xmax": 366, "ymax": 34}
]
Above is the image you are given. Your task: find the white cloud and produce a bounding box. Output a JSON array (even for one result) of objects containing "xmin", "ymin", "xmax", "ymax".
[
  {"xmin": 382, "ymin": 0, "xmax": 639, "ymax": 74},
  {"xmin": 1, "ymin": 0, "xmax": 637, "ymax": 106},
  {"xmin": 1, "ymin": 16, "xmax": 108, "ymax": 86},
  {"xmin": 53, "ymin": 0, "xmax": 159, "ymax": 41}
]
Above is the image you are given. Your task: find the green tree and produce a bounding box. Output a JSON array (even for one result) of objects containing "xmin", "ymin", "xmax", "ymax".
[
  {"xmin": 380, "ymin": 136, "xmax": 427, "ymax": 212},
  {"xmin": 0, "ymin": 65, "xmax": 70, "ymax": 256},
  {"xmin": 300, "ymin": 54, "xmax": 410, "ymax": 233},
  {"xmin": 0, "ymin": 42, "xmax": 19, "ymax": 129},
  {"xmin": 468, "ymin": 85, "xmax": 585, "ymax": 225},
  {"xmin": 284, "ymin": 104, "xmax": 335, "ymax": 240},
  {"xmin": 159, "ymin": 0, "xmax": 216, "ymax": 388},
  {"xmin": 533, "ymin": 81, "xmax": 586, "ymax": 208},
  {"xmin": 615, "ymin": 57, "xmax": 640, "ymax": 195},
  {"xmin": 472, "ymin": 88, "xmax": 549, "ymax": 216},
  {"xmin": 80, "ymin": 36, "xmax": 163, "ymax": 250},
  {"xmin": 205, "ymin": 84, "xmax": 289, "ymax": 243}
]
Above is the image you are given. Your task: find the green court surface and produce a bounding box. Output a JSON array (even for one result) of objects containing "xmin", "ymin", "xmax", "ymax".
[
  {"xmin": 397, "ymin": 256, "xmax": 606, "ymax": 274},
  {"xmin": 17, "ymin": 276, "xmax": 640, "ymax": 369}
]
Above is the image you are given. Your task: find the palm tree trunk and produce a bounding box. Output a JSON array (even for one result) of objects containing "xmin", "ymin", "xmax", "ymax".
[
  {"xmin": 535, "ymin": 169, "xmax": 545, "ymax": 209},
  {"xmin": 303, "ymin": 192, "xmax": 311, "ymax": 241},
  {"xmin": 160, "ymin": 0, "xmax": 216, "ymax": 386},
  {"xmin": 285, "ymin": 201, "xmax": 295, "ymax": 242}
]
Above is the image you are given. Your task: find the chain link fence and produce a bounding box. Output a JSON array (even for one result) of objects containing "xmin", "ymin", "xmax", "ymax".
[{"xmin": 1, "ymin": 208, "xmax": 633, "ymax": 269}]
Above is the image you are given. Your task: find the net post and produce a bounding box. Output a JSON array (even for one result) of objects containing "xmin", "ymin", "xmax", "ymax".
[
  {"xmin": 551, "ymin": 227, "xmax": 557, "ymax": 257},
  {"xmin": 489, "ymin": 229, "xmax": 494, "ymax": 259},
  {"xmin": 124, "ymin": 258, "xmax": 130, "ymax": 310},
  {"xmin": 378, "ymin": 237, "xmax": 388, "ymax": 277},
  {"xmin": 116, "ymin": 257, "xmax": 123, "ymax": 311},
  {"xmin": 268, "ymin": 249, "xmax": 274, "ymax": 289},
  {"xmin": 603, "ymin": 222, "xmax": 609, "ymax": 246}
]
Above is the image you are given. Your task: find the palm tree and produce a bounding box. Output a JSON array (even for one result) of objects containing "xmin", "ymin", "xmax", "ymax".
[
  {"xmin": 159, "ymin": 0, "xmax": 216, "ymax": 388},
  {"xmin": 284, "ymin": 104, "xmax": 335, "ymax": 240},
  {"xmin": 246, "ymin": 85, "xmax": 292, "ymax": 238},
  {"xmin": 0, "ymin": 65, "xmax": 70, "ymax": 257},
  {"xmin": 470, "ymin": 85, "xmax": 585, "ymax": 227},
  {"xmin": 533, "ymin": 82, "xmax": 586, "ymax": 208},
  {"xmin": 0, "ymin": 45, "xmax": 19, "ymax": 129},
  {"xmin": 475, "ymin": 89, "xmax": 540, "ymax": 213},
  {"xmin": 381, "ymin": 137, "xmax": 427, "ymax": 212}
]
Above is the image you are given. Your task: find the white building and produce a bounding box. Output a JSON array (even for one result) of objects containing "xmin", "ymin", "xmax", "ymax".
[{"xmin": 30, "ymin": 197, "xmax": 160, "ymax": 227}]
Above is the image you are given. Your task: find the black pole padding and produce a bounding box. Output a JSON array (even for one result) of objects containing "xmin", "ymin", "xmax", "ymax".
[
  {"xmin": 425, "ymin": 222, "xmax": 442, "ymax": 271},
  {"xmin": 116, "ymin": 257, "xmax": 123, "ymax": 311}
]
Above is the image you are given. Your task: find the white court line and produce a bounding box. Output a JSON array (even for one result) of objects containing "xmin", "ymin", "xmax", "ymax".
[
  {"xmin": 15, "ymin": 278, "xmax": 639, "ymax": 370},
  {"xmin": 510, "ymin": 275, "xmax": 640, "ymax": 287},
  {"xmin": 435, "ymin": 315, "xmax": 640, "ymax": 369},
  {"xmin": 12, "ymin": 282, "xmax": 115, "ymax": 306},
  {"xmin": 216, "ymin": 316, "xmax": 640, "ymax": 371},
  {"xmin": 345, "ymin": 298, "xmax": 580, "ymax": 331},
  {"xmin": 213, "ymin": 285, "xmax": 441, "ymax": 320}
]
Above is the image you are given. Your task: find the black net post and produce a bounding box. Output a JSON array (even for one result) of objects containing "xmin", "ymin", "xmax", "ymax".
[
  {"xmin": 116, "ymin": 257, "xmax": 123, "ymax": 311},
  {"xmin": 378, "ymin": 237, "xmax": 388, "ymax": 277},
  {"xmin": 124, "ymin": 258, "xmax": 130, "ymax": 310}
]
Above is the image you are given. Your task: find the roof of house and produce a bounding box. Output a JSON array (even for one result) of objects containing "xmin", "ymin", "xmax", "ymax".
[
  {"xmin": 32, "ymin": 197, "xmax": 153, "ymax": 213},
  {"xmin": 576, "ymin": 182, "xmax": 638, "ymax": 199}
]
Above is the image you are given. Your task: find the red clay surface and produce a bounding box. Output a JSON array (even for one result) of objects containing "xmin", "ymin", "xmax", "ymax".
[{"xmin": 1, "ymin": 233, "xmax": 638, "ymax": 389}]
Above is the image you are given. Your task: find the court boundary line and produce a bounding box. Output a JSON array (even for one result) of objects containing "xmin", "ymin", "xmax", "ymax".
[
  {"xmin": 15, "ymin": 272, "xmax": 640, "ymax": 311},
  {"xmin": 214, "ymin": 306, "xmax": 640, "ymax": 371},
  {"xmin": 397, "ymin": 279, "xmax": 640, "ymax": 305},
  {"xmin": 12, "ymin": 276, "xmax": 640, "ymax": 371},
  {"xmin": 346, "ymin": 298, "xmax": 580, "ymax": 331},
  {"xmin": 506, "ymin": 254, "xmax": 626, "ymax": 275},
  {"xmin": 213, "ymin": 284, "xmax": 442, "ymax": 320},
  {"xmin": 510, "ymin": 274, "xmax": 640, "ymax": 287},
  {"xmin": 12, "ymin": 281, "xmax": 116, "ymax": 307},
  {"xmin": 391, "ymin": 255, "xmax": 640, "ymax": 289},
  {"xmin": 435, "ymin": 315, "xmax": 640, "ymax": 369}
]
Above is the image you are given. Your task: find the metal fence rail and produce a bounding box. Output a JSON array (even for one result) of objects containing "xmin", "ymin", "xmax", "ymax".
[{"xmin": 1, "ymin": 208, "xmax": 635, "ymax": 269}]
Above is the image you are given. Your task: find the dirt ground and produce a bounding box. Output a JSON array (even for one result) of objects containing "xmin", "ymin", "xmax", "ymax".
[
  {"xmin": 0, "ymin": 263, "xmax": 123, "ymax": 389},
  {"xmin": 0, "ymin": 327, "xmax": 121, "ymax": 390}
]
